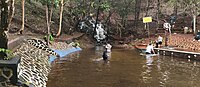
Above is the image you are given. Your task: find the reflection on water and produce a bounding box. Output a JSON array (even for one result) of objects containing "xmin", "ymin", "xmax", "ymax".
[
  {"xmin": 141, "ymin": 54, "xmax": 200, "ymax": 87},
  {"xmin": 141, "ymin": 55, "xmax": 154, "ymax": 84},
  {"xmin": 141, "ymin": 55, "xmax": 169, "ymax": 87},
  {"xmin": 95, "ymin": 46, "xmax": 104, "ymax": 56},
  {"xmin": 94, "ymin": 46, "xmax": 112, "ymax": 59},
  {"xmin": 145, "ymin": 55, "xmax": 154, "ymax": 65},
  {"xmin": 47, "ymin": 48, "xmax": 200, "ymax": 87}
]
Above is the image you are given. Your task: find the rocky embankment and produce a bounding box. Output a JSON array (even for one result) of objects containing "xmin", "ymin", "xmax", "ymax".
[
  {"xmin": 13, "ymin": 38, "xmax": 69, "ymax": 87},
  {"xmin": 14, "ymin": 42, "xmax": 50, "ymax": 86}
]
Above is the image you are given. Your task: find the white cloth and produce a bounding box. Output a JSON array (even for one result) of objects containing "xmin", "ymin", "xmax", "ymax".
[
  {"xmin": 105, "ymin": 44, "xmax": 112, "ymax": 52},
  {"xmin": 145, "ymin": 45, "xmax": 154, "ymax": 53},
  {"xmin": 163, "ymin": 22, "xmax": 171, "ymax": 34},
  {"xmin": 184, "ymin": 27, "xmax": 189, "ymax": 34},
  {"xmin": 158, "ymin": 36, "xmax": 163, "ymax": 42},
  {"xmin": 163, "ymin": 22, "xmax": 171, "ymax": 29}
]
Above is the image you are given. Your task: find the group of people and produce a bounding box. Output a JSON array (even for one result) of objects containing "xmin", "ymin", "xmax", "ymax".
[
  {"xmin": 145, "ymin": 35, "xmax": 163, "ymax": 54},
  {"xmin": 145, "ymin": 19, "xmax": 172, "ymax": 55}
]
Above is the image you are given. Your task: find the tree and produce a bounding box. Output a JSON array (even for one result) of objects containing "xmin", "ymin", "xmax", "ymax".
[
  {"xmin": 38, "ymin": 0, "xmax": 59, "ymax": 45},
  {"xmin": 45, "ymin": 1, "xmax": 51, "ymax": 45},
  {"xmin": 117, "ymin": 0, "xmax": 134, "ymax": 28},
  {"xmin": 189, "ymin": 0, "xmax": 199, "ymax": 35},
  {"xmin": 173, "ymin": 0, "xmax": 177, "ymax": 16},
  {"xmin": 56, "ymin": 0, "xmax": 64, "ymax": 36},
  {"xmin": 167, "ymin": 0, "xmax": 176, "ymax": 14},
  {"xmin": 19, "ymin": 0, "xmax": 25, "ymax": 34},
  {"xmin": 49, "ymin": 0, "xmax": 54, "ymax": 24},
  {"xmin": 49, "ymin": 0, "xmax": 59, "ymax": 26},
  {"xmin": 93, "ymin": 0, "xmax": 101, "ymax": 36},
  {"xmin": 156, "ymin": 0, "xmax": 161, "ymax": 33},
  {"xmin": 0, "ymin": 0, "xmax": 9, "ymax": 59},
  {"xmin": 145, "ymin": 0, "xmax": 150, "ymax": 16},
  {"xmin": 168, "ymin": 0, "xmax": 200, "ymax": 34},
  {"xmin": 134, "ymin": 0, "xmax": 141, "ymax": 28},
  {"xmin": 8, "ymin": 0, "xmax": 15, "ymax": 29}
]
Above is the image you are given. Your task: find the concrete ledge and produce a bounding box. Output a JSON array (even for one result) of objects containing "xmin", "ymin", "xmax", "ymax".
[{"xmin": 155, "ymin": 48, "xmax": 200, "ymax": 60}]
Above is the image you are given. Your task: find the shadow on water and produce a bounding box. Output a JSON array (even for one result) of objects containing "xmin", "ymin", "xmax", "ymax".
[{"xmin": 47, "ymin": 47, "xmax": 200, "ymax": 87}]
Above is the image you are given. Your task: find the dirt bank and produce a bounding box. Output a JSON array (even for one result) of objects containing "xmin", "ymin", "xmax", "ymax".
[{"xmin": 133, "ymin": 34, "xmax": 200, "ymax": 52}]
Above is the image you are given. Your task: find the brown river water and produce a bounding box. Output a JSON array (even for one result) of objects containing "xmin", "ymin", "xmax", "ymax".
[{"xmin": 47, "ymin": 46, "xmax": 200, "ymax": 87}]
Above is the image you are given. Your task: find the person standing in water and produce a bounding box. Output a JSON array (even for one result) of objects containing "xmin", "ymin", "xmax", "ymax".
[
  {"xmin": 145, "ymin": 43, "xmax": 155, "ymax": 54},
  {"xmin": 102, "ymin": 42, "xmax": 112, "ymax": 61},
  {"xmin": 105, "ymin": 42, "xmax": 112, "ymax": 52},
  {"xmin": 102, "ymin": 50, "xmax": 108, "ymax": 61}
]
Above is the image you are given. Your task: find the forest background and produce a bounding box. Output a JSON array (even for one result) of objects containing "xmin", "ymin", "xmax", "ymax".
[{"xmin": 0, "ymin": 0, "xmax": 200, "ymax": 58}]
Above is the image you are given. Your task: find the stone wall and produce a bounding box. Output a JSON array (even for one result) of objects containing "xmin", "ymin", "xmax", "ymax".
[{"xmin": 13, "ymin": 42, "xmax": 51, "ymax": 87}]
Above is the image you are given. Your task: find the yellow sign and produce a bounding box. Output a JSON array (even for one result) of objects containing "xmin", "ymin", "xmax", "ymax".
[{"xmin": 143, "ymin": 17, "xmax": 152, "ymax": 23}]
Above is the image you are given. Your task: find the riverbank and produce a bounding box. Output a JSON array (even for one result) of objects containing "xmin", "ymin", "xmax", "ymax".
[
  {"xmin": 5, "ymin": 32, "xmax": 86, "ymax": 87},
  {"xmin": 5, "ymin": 32, "xmax": 200, "ymax": 86},
  {"xmin": 133, "ymin": 33, "xmax": 200, "ymax": 52}
]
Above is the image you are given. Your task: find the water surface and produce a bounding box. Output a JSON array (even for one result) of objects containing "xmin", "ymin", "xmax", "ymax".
[{"xmin": 47, "ymin": 47, "xmax": 200, "ymax": 87}]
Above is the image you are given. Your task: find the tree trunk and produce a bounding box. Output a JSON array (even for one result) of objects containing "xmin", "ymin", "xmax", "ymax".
[
  {"xmin": 19, "ymin": 0, "xmax": 25, "ymax": 34},
  {"xmin": 49, "ymin": 6, "xmax": 53, "ymax": 24},
  {"xmin": 56, "ymin": 0, "xmax": 64, "ymax": 37},
  {"xmin": 46, "ymin": 4, "xmax": 50, "ymax": 46},
  {"xmin": 105, "ymin": 10, "xmax": 113, "ymax": 35},
  {"xmin": 134, "ymin": 0, "xmax": 141, "ymax": 28},
  {"xmin": 105, "ymin": 10, "xmax": 112, "ymax": 25},
  {"xmin": 145, "ymin": 0, "xmax": 150, "ymax": 17},
  {"xmin": 49, "ymin": 0, "xmax": 54, "ymax": 25},
  {"xmin": 173, "ymin": 0, "xmax": 177, "ymax": 16},
  {"xmin": 118, "ymin": 22, "xmax": 124, "ymax": 38},
  {"xmin": 0, "ymin": 0, "xmax": 9, "ymax": 59},
  {"xmin": 156, "ymin": 0, "xmax": 160, "ymax": 34},
  {"xmin": 8, "ymin": 0, "xmax": 15, "ymax": 29},
  {"xmin": 122, "ymin": 1, "xmax": 133, "ymax": 28},
  {"xmin": 94, "ymin": 0, "xmax": 101, "ymax": 36}
]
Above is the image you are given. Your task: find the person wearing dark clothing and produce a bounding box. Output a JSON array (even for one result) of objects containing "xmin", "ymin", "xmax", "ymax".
[
  {"xmin": 155, "ymin": 35, "xmax": 163, "ymax": 48},
  {"xmin": 102, "ymin": 51, "xmax": 108, "ymax": 61}
]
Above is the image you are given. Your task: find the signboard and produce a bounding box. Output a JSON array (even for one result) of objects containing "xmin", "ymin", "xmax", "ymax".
[{"xmin": 143, "ymin": 17, "xmax": 152, "ymax": 23}]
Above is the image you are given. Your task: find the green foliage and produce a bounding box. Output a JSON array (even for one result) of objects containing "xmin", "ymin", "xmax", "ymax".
[
  {"xmin": 37, "ymin": 0, "xmax": 60, "ymax": 7},
  {"xmin": 68, "ymin": 0, "xmax": 92, "ymax": 17},
  {"xmin": 4, "ymin": 53, "xmax": 14, "ymax": 60},
  {"xmin": 113, "ymin": 0, "xmax": 135, "ymax": 20},
  {"xmin": 100, "ymin": 1, "xmax": 110, "ymax": 11},
  {"xmin": 54, "ymin": 0, "xmax": 60, "ymax": 8},
  {"xmin": 44, "ymin": 34, "xmax": 54, "ymax": 41},
  {"xmin": 0, "ymin": 48, "xmax": 11, "ymax": 53},
  {"xmin": 168, "ymin": 0, "xmax": 200, "ymax": 15},
  {"xmin": 0, "ymin": 48, "xmax": 13, "ymax": 60},
  {"xmin": 68, "ymin": 0, "xmax": 111, "ymax": 17},
  {"xmin": 167, "ymin": 0, "xmax": 176, "ymax": 5},
  {"xmin": 91, "ymin": 2, "xmax": 95, "ymax": 8},
  {"xmin": 39, "ymin": 0, "xmax": 50, "ymax": 5}
]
